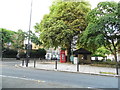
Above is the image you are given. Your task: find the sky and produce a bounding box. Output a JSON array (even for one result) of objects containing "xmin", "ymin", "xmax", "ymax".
[{"xmin": 0, "ymin": 0, "xmax": 119, "ymax": 32}]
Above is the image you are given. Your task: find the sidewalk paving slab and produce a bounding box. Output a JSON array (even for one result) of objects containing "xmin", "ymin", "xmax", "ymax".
[{"xmin": 18, "ymin": 61, "xmax": 120, "ymax": 77}]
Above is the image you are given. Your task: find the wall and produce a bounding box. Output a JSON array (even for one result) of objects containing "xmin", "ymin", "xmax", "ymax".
[{"xmin": 78, "ymin": 54, "xmax": 91, "ymax": 64}]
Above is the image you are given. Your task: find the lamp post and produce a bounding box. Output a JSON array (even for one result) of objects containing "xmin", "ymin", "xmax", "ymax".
[
  {"xmin": 24, "ymin": 39, "xmax": 27, "ymax": 67},
  {"xmin": 26, "ymin": 0, "xmax": 33, "ymax": 67},
  {"xmin": 25, "ymin": 39, "xmax": 32, "ymax": 67}
]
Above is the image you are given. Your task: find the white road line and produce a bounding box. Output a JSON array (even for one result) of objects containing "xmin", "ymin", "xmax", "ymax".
[
  {"xmin": 0, "ymin": 75, "xmax": 45, "ymax": 83},
  {"xmin": 87, "ymin": 87, "xmax": 104, "ymax": 90}
]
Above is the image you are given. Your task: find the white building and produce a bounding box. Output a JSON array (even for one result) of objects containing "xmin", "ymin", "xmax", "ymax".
[{"xmin": 45, "ymin": 47, "xmax": 61, "ymax": 60}]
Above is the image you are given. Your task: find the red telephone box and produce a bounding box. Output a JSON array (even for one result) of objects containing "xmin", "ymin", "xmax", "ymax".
[{"xmin": 60, "ymin": 50, "xmax": 66, "ymax": 63}]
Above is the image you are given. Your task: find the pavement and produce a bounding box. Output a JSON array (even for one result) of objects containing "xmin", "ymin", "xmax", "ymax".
[{"xmin": 19, "ymin": 60, "xmax": 120, "ymax": 77}]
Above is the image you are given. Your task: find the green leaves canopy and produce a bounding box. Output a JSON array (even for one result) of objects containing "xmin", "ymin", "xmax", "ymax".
[
  {"xmin": 1, "ymin": 28, "xmax": 41, "ymax": 53},
  {"xmin": 12, "ymin": 29, "xmax": 26, "ymax": 50},
  {"xmin": 0, "ymin": 28, "xmax": 16, "ymax": 48},
  {"xmin": 80, "ymin": 1, "xmax": 120, "ymax": 54},
  {"xmin": 35, "ymin": 0, "xmax": 91, "ymax": 49}
]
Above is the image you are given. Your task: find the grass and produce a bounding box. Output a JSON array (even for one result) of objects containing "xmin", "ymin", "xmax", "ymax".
[
  {"xmin": 99, "ymin": 72, "xmax": 116, "ymax": 75},
  {"xmin": 90, "ymin": 64, "xmax": 116, "ymax": 68},
  {"xmin": 90, "ymin": 61, "xmax": 120, "ymax": 68}
]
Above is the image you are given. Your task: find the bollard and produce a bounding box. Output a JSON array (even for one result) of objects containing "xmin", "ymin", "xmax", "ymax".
[
  {"xmin": 77, "ymin": 60, "xmax": 79, "ymax": 72},
  {"xmin": 22, "ymin": 60, "xmax": 24, "ymax": 66},
  {"xmin": 116, "ymin": 63, "xmax": 119, "ymax": 75},
  {"xmin": 26, "ymin": 59, "xmax": 29, "ymax": 67},
  {"xmin": 34, "ymin": 59, "xmax": 36, "ymax": 68},
  {"xmin": 55, "ymin": 60, "xmax": 57, "ymax": 69}
]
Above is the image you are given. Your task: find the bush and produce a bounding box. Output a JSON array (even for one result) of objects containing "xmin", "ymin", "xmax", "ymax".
[
  {"xmin": 79, "ymin": 60, "xmax": 91, "ymax": 64},
  {"xmin": 30, "ymin": 48, "xmax": 46, "ymax": 58},
  {"xmin": 2, "ymin": 48, "xmax": 17, "ymax": 58},
  {"xmin": 106, "ymin": 59, "xmax": 112, "ymax": 62},
  {"xmin": 19, "ymin": 52, "xmax": 26, "ymax": 58},
  {"xmin": 92, "ymin": 54, "xmax": 106, "ymax": 58},
  {"xmin": 2, "ymin": 48, "xmax": 46, "ymax": 59}
]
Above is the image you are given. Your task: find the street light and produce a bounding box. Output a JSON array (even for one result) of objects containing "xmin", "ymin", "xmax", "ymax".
[{"xmin": 25, "ymin": 0, "xmax": 33, "ymax": 67}]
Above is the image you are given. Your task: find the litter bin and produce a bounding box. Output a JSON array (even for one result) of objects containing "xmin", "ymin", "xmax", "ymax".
[{"xmin": 74, "ymin": 57, "xmax": 78, "ymax": 64}]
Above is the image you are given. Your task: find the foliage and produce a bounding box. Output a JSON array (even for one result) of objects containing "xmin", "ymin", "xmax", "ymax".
[
  {"xmin": 61, "ymin": 48, "xmax": 66, "ymax": 50},
  {"xmin": 2, "ymin": 48, "xmax": 17, "ymax": 58},
  {"xmin": 28, "ymin": 31, "xmax": 42, "ymax": 46},
  {"xmin": 2, "ymin": 48, "xmax": 46, "ymax": 58},
  {"xmin": 30, "ymin": 48, "xmax": 46, "ymax": 58},
  {"xmin": 79, "ymin": 1, "xmax": 120, "ymax": 62},
  {"xmin": 92, "ymin": 46, "xmax": 111, "ymax": 57},
  {"xmin": 1, "ymin": 27, "xmax": 42, "ymax": 50},
  {"xmin": 12, "ymin": 29, "xmax": 27, "ymax": 51},
  {"xmin": 0, "ymin": 28, "xmax": 16, "ymax": 48},
  {"xmin": 92, "ymin": 54, "xmax": 106, "ymax": 58},
  {"xmin": 1, "ymin": 28, "xmax": 43, "ymax": 59},
  {"xmin": 91, "ymin": 61, "xmax": 120, "ymax": 68},
  {"xmin": 35, "ymin": 0, "xmax": 91, "ymax": 62}
]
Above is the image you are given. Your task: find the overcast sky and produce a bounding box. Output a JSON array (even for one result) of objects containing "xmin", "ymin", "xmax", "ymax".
[{"xmin": 0, "ymin": 0, "xmax": 119, "ymax": 32}]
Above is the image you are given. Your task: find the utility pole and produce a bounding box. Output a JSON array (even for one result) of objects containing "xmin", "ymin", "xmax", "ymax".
[{"xmin": 26, "ymin": 0, "xmax": 33, "ymax": 67}]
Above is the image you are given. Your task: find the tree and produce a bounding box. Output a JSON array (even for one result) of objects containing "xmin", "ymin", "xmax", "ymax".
[
  {"xmin": 80, "ymin": 1, "xmax": 120, "ymax": 74},
  {"xmin": 12, "ymin": 29, "xmax": 27, "ymax": 55},
  {"xmin": 28, "ymin": 30, "xmax": 42, "ymax": 46},
  {"xmin": 93, "ymin": 46, "xmax": 111, "ymax": 57},
  {"xmin": 0, "ymin": 28, "xmax": 16, "ymax": 53},
  {"xmin": 35, "ymin": 0, "xmax": 91, "ymax": 62},
  {"xmin": 0, "ymin": 28, "xmax": 16, "ymax": 50}
]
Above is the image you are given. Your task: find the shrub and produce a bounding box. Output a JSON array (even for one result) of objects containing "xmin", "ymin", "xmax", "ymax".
[
  {"xmin": 106, "ymin": 59, "xmax": 112, "ymax": 62},
  {"xmin": 2, "ymin": 48, "xmax": 17, "ymax": 58},
  {"xmin": 79, "ymin": 60, "xmax": 91, "ymax": 64},
  {"xmin": 19, "ymin": 52, "xmax": 26, "ymax": 58},
  {"xmin": 30, "ymin": 48, "xmax": 46, "ymax": 58}
]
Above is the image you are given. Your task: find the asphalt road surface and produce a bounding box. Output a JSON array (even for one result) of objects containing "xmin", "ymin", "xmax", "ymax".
[{"xmin": 1, "ymin": 60, "xmax": 120, "ymax": 89}]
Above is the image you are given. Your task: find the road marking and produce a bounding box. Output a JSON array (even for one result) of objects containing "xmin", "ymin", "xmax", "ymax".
[
  {"xmin": 0, "ymin": 75, "xmax": 45, "ymax": 83},
  {"xmin": 87, "ymin": 87, "xmax": 104, "ymax": 90}
]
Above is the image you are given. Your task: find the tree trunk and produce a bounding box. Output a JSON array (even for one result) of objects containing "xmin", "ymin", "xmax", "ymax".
[
  {"xmin": 66, "ymin": 45, "xmax": 71, "ymax": 62},
  {"xmin": 113, "ymin": 51, "xmax": 119, "ymax": 75},
  {"xmin": 111, "ymin": 39, "xmax": 119, "ymax": 75}
]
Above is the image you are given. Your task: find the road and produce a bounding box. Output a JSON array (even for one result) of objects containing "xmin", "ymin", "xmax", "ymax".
[{"xmin": 1, "ymin": 60, "xmax": 120, "ymax": 89}]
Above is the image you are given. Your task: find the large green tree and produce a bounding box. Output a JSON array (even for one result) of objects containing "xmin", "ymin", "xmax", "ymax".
[
  {"xmin": 0, "ymin": 28, "xmax": 16, "ymax": 49},
  {"xmin": 35, "ymin": 0, "xmax": 91, "ymax": 62},
  {"xmin": 80, "ymin": 1, "xmax": 120, "ymax": 74}
]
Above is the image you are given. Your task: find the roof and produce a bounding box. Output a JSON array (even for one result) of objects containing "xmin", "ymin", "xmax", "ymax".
[{"xmin": 73, "ymin": 48, "xmax": 92, "ymax": 55}]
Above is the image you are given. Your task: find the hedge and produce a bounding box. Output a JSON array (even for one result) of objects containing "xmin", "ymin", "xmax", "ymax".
[
  {"xmin": 30, "ymin": 48, "xmax": 46, "ymax": 58},
  {"xmin": 2, "ymin": 48, "xmax": 17, "ymax": 58},
  {"xmin": 2, "ymin": 48, "xmax": 46, "ymax": 58}
]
